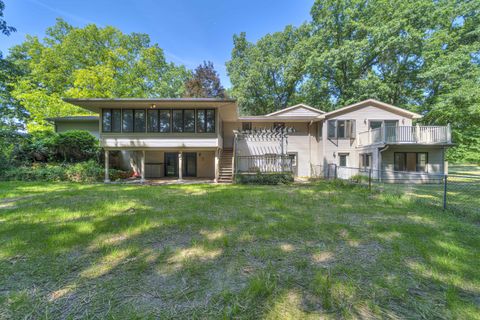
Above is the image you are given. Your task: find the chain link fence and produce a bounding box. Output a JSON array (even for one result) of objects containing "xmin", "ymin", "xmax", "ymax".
[{"xmin": 311, "ymin": 164, "xmax": 480, "ymax": 215}]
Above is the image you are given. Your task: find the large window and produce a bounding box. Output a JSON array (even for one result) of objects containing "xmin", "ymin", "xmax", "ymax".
[
  {"xmin": 147, "ymin": 110, "xmax": 159, "ymax": 132},
  {"xmin": 159, "ymin": 110, "xmax": 171, "ymax": 133},
  {"xmin": 102, "ymin": 109, "xmax": 121, "ymax": 132},
  {"xmin": 101, "ymin": 108, "xmax": 214, "ymax": 133},
  {"xmin": 122, "ymin": 109, "xmax": 133, "ymax": 132},
  {"xmin": 327, "ymin": 120, "xmax": 355, "ymax": 139},
  {"xmin": 134, "ymin": 109, "xmax": 146, "ymax": 132},
  {"xmin": 394, "ymin": 152, "xmax": 428, "ymax": 172}
]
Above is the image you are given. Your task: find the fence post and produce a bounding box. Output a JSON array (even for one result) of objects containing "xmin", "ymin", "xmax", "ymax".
[
  {"xmin": 443, "ymin": 174, "xmax": 447, "ymax": 210},
  {"xmin": 369, "ymin": 169, "xmax": 372, "ymax": 191}
]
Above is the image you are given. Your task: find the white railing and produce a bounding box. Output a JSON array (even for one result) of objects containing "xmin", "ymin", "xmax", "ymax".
[{"xmin": 357, "ymin": 125, "xmax": 451, "ymax": 147}]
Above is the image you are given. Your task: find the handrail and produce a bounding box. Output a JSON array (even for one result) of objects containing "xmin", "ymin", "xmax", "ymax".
[{"xmin": 357, "ymin": 125, "xmax": 451, "ymax": 147}]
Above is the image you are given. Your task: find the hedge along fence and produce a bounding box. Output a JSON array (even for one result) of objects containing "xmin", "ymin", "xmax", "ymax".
[
  {"xmin": 0, "ymin": 160, "xmax": 129, "ymax": 183},
  {"xmin": 235, "ymin": 172, "xmax": 294, "ymax": 185}
]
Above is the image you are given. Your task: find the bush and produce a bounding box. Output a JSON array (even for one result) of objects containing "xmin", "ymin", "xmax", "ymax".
[
  {"xmin": 12, "ymin": 130, "xmax": 58, "ymax": 163},
  {"xmin": 235, "ymin": 172, "xmax": 294, "ymax": 185},
  {"xmin": 55, "ymin": 130, "xmax": 99, "ymax": 162},
  {"xmin": 1, "ymin": 161, "xmax": 129, "ymax": 183}
]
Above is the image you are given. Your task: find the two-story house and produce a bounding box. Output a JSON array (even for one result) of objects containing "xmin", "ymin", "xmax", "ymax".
[{"xmin": 51, "ymin": 98, "xmax": 452, "ymax": 183}]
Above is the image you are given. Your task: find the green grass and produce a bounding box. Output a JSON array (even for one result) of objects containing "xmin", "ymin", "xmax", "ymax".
[
  {"xmin": 449, "ymin": 164, "xmax": 480, "ymax": 176},
  {"xmin": 0, "ymin": 181, "xmax": 479, "ymax": 319}
]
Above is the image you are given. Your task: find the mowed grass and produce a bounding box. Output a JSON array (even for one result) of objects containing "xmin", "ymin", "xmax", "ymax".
[{"xmin": 0, "ymin": 181, "xmax": 479, "ymax": 319}]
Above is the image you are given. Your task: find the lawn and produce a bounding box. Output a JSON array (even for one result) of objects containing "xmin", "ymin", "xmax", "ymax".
[{"xmin": 0, "ymin": 181, "xmax": 479, "ymax": 319}]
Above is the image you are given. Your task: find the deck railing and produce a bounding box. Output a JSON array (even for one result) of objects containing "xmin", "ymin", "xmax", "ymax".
[
  {"xmin": 357, "ymin": 125, "xmax": 451, "ymax": 147},
  {"xmin": 235, "ymin": 155, "xmax": 293, "ymax": 173}
]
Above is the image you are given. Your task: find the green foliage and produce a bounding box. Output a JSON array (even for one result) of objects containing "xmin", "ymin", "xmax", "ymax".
[
  {"xmin": 235, "ymin": 172, "xmax": 294, "ymax": 185},
  {"xmin": 12, "ymin": 130, "xmax": 98, "ymax": 163},
  {"xmin": 1, "ymin": 160, "xmax": 128, "ymax": 182},
  {"xmin": 7, "ymin": 19, "xmax": 190, "ymax": 131},
  {"xmin": 184, "ymin": 61, "xmax": 227, "ymax": 98},
  {"xmin": 54, "ymin": 130, "xmax": 99, "ymax": 162},
  {"xmin": 13, "ymin": 130, "xmax": 58, "ymax": 163},
  {"xmin": 227, "ymin": 0, "xmax": 480, "ymax": 161}
]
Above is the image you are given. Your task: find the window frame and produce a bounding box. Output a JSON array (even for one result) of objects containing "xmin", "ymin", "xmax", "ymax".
[
  {"xmin": 159, "ymin": 109, "xmax": 172, "ymax": 133},
  {"xmin": 394, "ymin": 152, "xmax": 428, "ymax": 172},
  {"xmin": 196, "ymin": 109, "xmax": 216, "ymax": 133},
  {"xmin": 133, "ymin": 109, "xmax": 146, "ymax": 133},
  {"xmin": 102, "ymin": 109, "xmax": 112, "ymax": 132},
  {"xmin": 327, "ymin": 120, "xmax": 355, "ymax": 139},
  {"xmin": 338, "ymin": 153, "xmax": 348, "ymax": 167},
  {"xmin": 359, "ymin": 153, "xmax": 372, "ymax": 169},
  {"xmin": 122, "ymin": 109, "xmax": 134, "ymax": 133}
]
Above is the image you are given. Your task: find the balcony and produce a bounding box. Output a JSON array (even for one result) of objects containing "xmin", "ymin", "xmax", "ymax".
[{"xmin": 357, "ymin": 125, "xmax": 452, "ymax": 147}]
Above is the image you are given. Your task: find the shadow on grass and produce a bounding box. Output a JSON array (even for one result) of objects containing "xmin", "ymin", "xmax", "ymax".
[{"xmin": 0, "ymin": 181, "xmax": 479, "ymax": 318}]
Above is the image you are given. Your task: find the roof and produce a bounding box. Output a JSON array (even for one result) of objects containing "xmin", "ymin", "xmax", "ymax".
[
  {"xmin": 46, "ymin": 116, "xmax": 99, "ymax": 122},
  {"xmin": 318, "ymin": 99, "xmax": 422, "ymax": 119},
  {"xmin": 63, "ymin": 97, "xmax": 239, "ymax": 121},
  {"xmin": 265, "ymin": 103, "xmax": 325, "ymax": 117}
]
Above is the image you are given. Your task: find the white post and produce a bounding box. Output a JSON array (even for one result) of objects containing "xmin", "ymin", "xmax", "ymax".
[
  {"xmin": 104, "ymin": 150, "xmax": 110, "ymax": 183},
  {"xmin": 178, "ymin": 152, "xmax": 183, "ymax": 180},
  {"xmin": 214, "ymin": 149, "xmax": 220, "ymax": 183},
  {"xmin": 140, "ymin": 150, "xmax": 145, "ymax": 183}
]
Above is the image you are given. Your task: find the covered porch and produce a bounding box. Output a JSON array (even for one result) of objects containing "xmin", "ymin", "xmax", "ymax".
[{"xmin": 103, "ymin": 149, "xmax": 220, "ymax": 183}]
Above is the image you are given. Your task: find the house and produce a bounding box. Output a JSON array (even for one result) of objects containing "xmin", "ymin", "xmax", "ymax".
[{"xmin": 53, "ymin": 98, "xmax": 452, "ymax": 183}]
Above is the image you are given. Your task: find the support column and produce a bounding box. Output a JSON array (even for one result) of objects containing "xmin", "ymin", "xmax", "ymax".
[
  {"xmin": 178, "ymin": 151, "xmax": 183, "ymax": 180},
  {"xmin": 104, "ymin": 149, "xmax": 110, "ymax": 183},
  {"xmin": 214, "ymin": 149, "xmax": 220, "ymax": 183},
  {"xmin": 140, "ymin": 150, "xmax": 145, "ymax": 183}
]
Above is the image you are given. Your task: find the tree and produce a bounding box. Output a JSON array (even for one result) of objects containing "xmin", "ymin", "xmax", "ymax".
[
  {"xmin": 0, "ymin": 0, "xmax": 15, "ymax": 36},
  {"xmin": 8, "ymin": 19, "xmax": 190, "ymax": 131},
  {"xmin": 227, "ymin": 26, "xmax": 310, "ymax": 115},
  {"xmin": 227, "ymin": 0, "xmax": 480, "ymax": 162},
  {"xmin": 184, "ymin": 61, "xmax": 226, "ymax": 98}
]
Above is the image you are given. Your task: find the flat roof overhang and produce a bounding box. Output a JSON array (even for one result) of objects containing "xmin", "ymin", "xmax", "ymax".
[
  {"xmin": 63, "ymin": 98, "xmax": 239, "ymax": 121},
  {"xmin": 238, "ymin": 116, "xmax": 322, "ymax": 122}
]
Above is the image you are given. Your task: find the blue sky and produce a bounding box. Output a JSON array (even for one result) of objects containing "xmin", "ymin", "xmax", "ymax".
[{"xmin": 1, "ymin": 0, "xmax": 313, "ymax": 87}]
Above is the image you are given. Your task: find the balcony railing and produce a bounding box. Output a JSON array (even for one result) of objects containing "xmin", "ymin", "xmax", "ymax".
[
  {"xmin": 357, "ymin": 125, "xmax": 451, "ymax": 147},
  {"xmin": 235, "ymin": 155, "xmax": 293, "ymax": 174}
]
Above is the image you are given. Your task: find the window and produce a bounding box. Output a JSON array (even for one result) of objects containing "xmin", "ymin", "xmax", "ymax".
[
  {"xmin": 369, "ymin": 120, "xmax": 398, "ymax": 130},
  {"xmin": 102, "ymin": 109, "xmax": 111, "ymax": 132},
  {"xmin": 159, "ymin": 110, "xmax": 171, "ymax": 133},
  {"xmin": 134, "ymin": 109, "xmax": 146, "ymax": 132},
  {"xmin": 112, "ymin": 109, "xmax": 121, "ymax": 132},
  {"xmin": 288, "ymin": 153, "xmax": 297, "ymax": 167},
  {"xmin": 327, "ymin": 120, "xmax": 336, "ymax": 138},
  {"xmin": 172, "ymin": 110, "xmax": 183, "ymax": 132},
  {"xmin": 242, "ymin": 122, "xmax": 252, "ymax": 131},
  {"xmin": 122, "ymin": 109, "xmax": 133, "ymax": 132},
  {"xmin": 197, "ymin": 109, "xmax": 215, "ymax": 133},
  {"xmin": 360, "ymin": 153, "xmax": 372, "ymax": 169},
  {"xmin": 147, "ymin": 109, "xmax": 159, "ymax": 132},
  {"xmin": 339, "ymin": 154, "xmax": 348, "ymax": 167},
  {"xmin": 205, "ymin": 109, "xmax": 215, "ymax": 133},
  {"xmin": 327, "ymin": 120, "xmax": 355, "ymax": 139},
  {"xmin": 184, "ymin": 109, "xmax": 195, "ymax": 132},
  {"xmin": 394, "ymin": 152, "xmax": 428, "ymax": 172},
  {"xmin": 273, "ymin": 122, "xmax": 285, "ymax": 131}
]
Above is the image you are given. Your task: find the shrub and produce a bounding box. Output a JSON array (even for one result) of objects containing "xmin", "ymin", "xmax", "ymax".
[
  {"xmin": 12, "ymin": 130, "xmax": 58, "ymax": 163},
  {"xmin": 0, "ymin": 161, "xmax": 129, "ymax": 183},
  {"xmin": 235, "ymin": 172, "xmax": 294, "ymax": 185},
  {"xmin": 54, "ymin": 130, "xmax": 99, "ymax": 162}
]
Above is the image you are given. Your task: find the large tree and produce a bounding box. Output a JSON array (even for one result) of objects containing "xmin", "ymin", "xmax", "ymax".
[
  {"xmin": 184, "ymin": 61, "xmax": 226, "ymax": 98},
  {"xmin": 8, "ymin": 19, "xmax": 190, "ymax": 131},
  {"xmin": 227, "ymin": 0, "xmax": 480, "ymax": 162}
]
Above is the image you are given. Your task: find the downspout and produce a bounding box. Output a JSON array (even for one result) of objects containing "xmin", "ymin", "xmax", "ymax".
[
  {"xmin": 378, "ymin": 145, "xmax": 390, "ymax": 182},
  {"xmin": 308, "ymin": 121, "xmax": 313, "ymax": 175}
]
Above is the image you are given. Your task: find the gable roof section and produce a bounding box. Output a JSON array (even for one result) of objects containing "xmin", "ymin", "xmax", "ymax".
[
  {"xmin": 319, "ymin": 99, "xmax": 422, "ymax": 119},
  {"xmin": 265, "ymin": 104, "xmax": 325, "ymax": 117}
]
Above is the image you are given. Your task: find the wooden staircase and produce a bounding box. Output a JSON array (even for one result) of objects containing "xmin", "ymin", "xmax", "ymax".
[{"xmin": 218, "ymin": 149, "xmax": 234, "ymax": 183}]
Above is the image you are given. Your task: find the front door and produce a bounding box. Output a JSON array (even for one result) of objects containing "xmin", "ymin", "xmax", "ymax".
[
  {"xmin": 164, "ymin": 153, "xmax": 178, "ymax": 177},
  {"xmin": 183, "ymin": 152, "xmax": 197, "ymax": 177}
]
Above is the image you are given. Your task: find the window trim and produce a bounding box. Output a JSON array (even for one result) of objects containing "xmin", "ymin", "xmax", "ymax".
[
  {"xmin": 338, "ymin": 153, "xmax": 349, "ymax": 167},
  {"xmin": 327, "ymin": 119, "xmax": 355, "ymax": 139},
  {"xmin": 359, "ymin": 153, "xmax": 372, "ymax": 169},
  {"xmin": 394, "ymin": 152, "xmax": 428, "ymax": 172}
]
